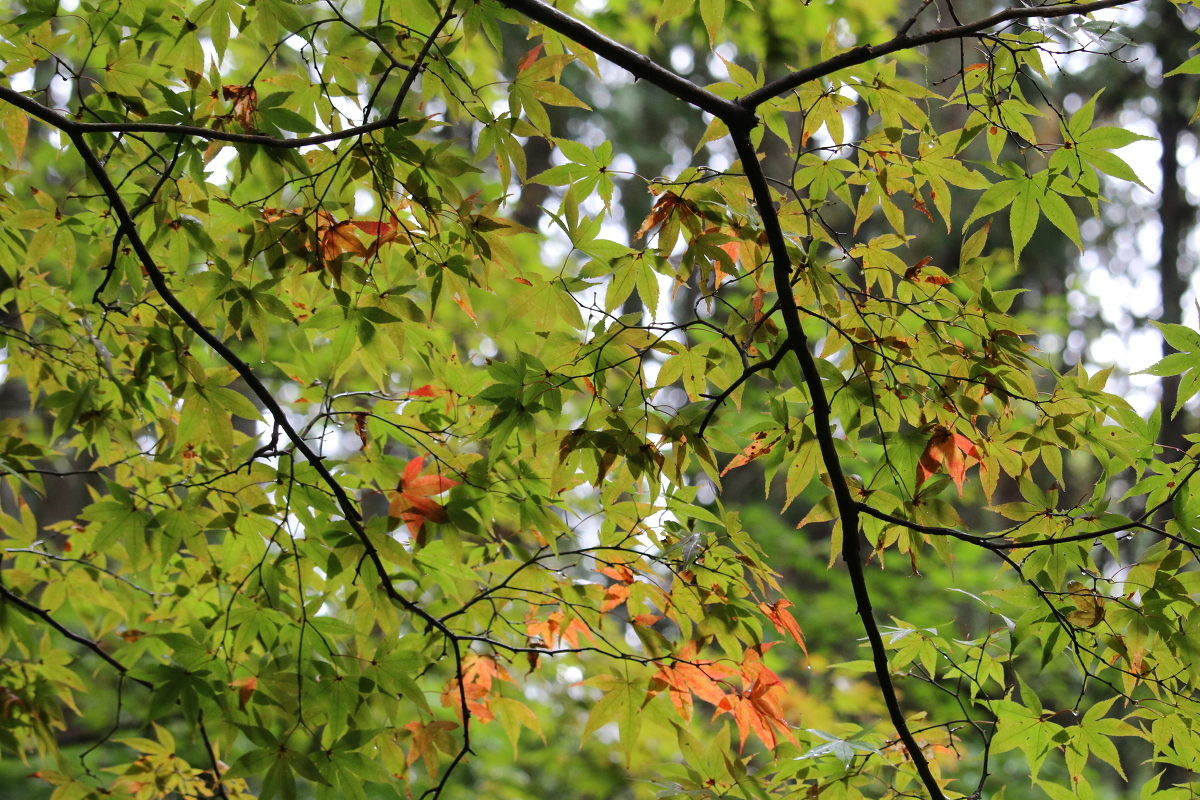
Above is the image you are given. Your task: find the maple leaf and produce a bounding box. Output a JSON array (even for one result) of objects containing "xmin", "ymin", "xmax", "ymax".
[
  {"xmin": 388, "ymin": 456, "xmax": 459, "ymax": 542},
  {"xmin": 314, "ymin": 211, "xmax": 369, "ymax": 262},
  {"xmin": 714, "ymin": 645, "xmax": 798, "ymax": 751},
  {"xmin": 452, "ymin": 290, "xmax": 476, "ymax": 321},
  {"xmin": 441, "ymin": 652, "xmax": 514, "ymax": 723},
  {"xmin": 758, "ymin": 599, "xmax": 807, "ymax": 654},
  {"xmin": 598, "ymin": 563, "xmax": 635, "ymax": 613},
  {"xmin": 647, "ymin": 641, "xmax": 739, "ymax": 722},
  {"xmin": 526, "ymin": 610, "xmax": 563, "ymax": 645},
  {"xmin": 916, "ymin": 425, "xmax": 980, "ymax": 495},
  {"xmin": 561, "ymin": 617, "xmax": 595, "ymax": 648},
  {"xmin": 516, "ymin": 43, "xmax": 544, "ymax": 72},
  {"xmin": 524, "ymin": 611, "xmax": 595, "ymax": 672},
  {"xmin": 230, "ymin": 675, "xmax": 257, "ymax": 711},
  {"xmin": 407, "ymin": 384, "xmax": 448, "ymax": 398},
  {"xmin": 598, "ymin": 564, "xmax": 634, "ymax": 583},
  {"xmin": 352, "ymin": 412, "xmax": 369, "ymax": 450},
  {"xmin": 222, "ymin": 84, "xmax": 257, "ymax": 131},
  {"xmin": 903, "ymin": 256, "xmax": 952, "ymax": 285},
  {"xmin": 903, "ymin": 256, "xmax": 933, "ymax": 280},
  {"xmin": 1064, "ymin": 580, "xmax": 1105, "ymax": 628},
  {"xmin": 721, "ymin": 431, "xmax": 780, "ymax": 476},
  {"xmin": 404, "ymin": 719, "xmax": 459, "ymax": 779},
  {"xmin": 634, "ymin": 191, "xmax": 694, "ymax": 240},
  {"xmin": 701, "ymin": 225, "xmax": 740, "ymax": 287},
  {"xmin": 351, "ymin": 213, "xmax": 410, "ymax": 258}
]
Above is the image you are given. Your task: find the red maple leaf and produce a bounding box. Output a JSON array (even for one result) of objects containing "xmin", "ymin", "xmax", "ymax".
[
  {"xmin": 916, "ymin": 425, "xmax": 980, "ymax": 496},
  {"xmin": 351, "ymin": 213, "xmax": 408, "ymax": 257},
  {"xmin": 388, "ymin": 456, "xmax": 459, "ymax": 541},
  {"xmin": 407, "ymin": 384, "xmax": 448, "ymax": 398},
  {"xmin": 516, "ymin": 43, "xmax": 544, "ymax": 72}
]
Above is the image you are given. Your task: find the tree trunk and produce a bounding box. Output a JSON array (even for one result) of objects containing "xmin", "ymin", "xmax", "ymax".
[{"xmin": 1155, "ymin": 0, "xmax": 1196, "ymax": 459}]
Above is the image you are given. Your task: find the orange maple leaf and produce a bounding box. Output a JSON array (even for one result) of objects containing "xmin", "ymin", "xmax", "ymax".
[
  {"xmin": 916, "ymin": 426, "xmax": 980, "ymax": 496},
  {"xmin": 516, "ymin": 43, "xmax": 544, "ymax": 72},
  {"xmin": 600, "ymin": 584, "xmax": 630, "ymax": 613},
  {"xmin": 758, "ymin": 599, "xmax": 807, "ymax": 655},
  {"xmin": 404, "ymin": 719, "xmax": 459, "ymax": 779},
  {"xmin": 230, "ymin": 675, "xmax": 257, "ymax": 711},
  {"xmin": 526, "ymin": 610, "xmax": 563, "ymax": 645},
  {"xmin": 441, "ymin": 652, "xmax": 513, "ymax": 723},
  {"xmin": 314, "ymin": 211, "xmax": 369, "ymax": 262},
  {"xmin": 407, "ymin": 384, "xmax": 448, "ymax": 398},
  {"xmin": 526, "ymin": 611, "xmax": 595, "ymax": 662},
  {"xmin": 648, "ymin": 640, "xmax": 739, "ymax": 722},
  {"xmin": 598, "ymin": 564, "xmax": 636, "ymax": 613},
  {"xmin": 388, "ymin": 456, "xmax": 459, "ymax": 541},
  {"xmin": 714, "ymin": 645, "xmax": 798, "ymax": 751},
  {"xmin": 721, "ymin": 431, "xmax": 780, "ymax": 476}
]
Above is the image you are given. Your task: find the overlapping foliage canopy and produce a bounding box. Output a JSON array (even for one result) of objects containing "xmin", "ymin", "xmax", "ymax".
[{"xmin": 0, "ymin": 0, "xmax": 1198, "ymax": 798}]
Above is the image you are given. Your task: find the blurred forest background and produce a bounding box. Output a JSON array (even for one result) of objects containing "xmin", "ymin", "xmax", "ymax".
[{"xmin": 2, "ymin": 0, "xmax": 1198, "ymax": 797}]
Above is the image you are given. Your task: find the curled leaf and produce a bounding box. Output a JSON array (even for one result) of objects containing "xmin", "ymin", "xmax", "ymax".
[{"xmin": 1064, "ymin": 580, "xmax": 1105, "ymax": 628}]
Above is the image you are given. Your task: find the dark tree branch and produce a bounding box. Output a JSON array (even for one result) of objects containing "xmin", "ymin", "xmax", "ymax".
[
  {"xmin": 738, "ymin": 0, "xmax": 1136, "ymax": 108},
  {"xmin": 43, "ymin": 117, "xmax": 475, "ymax": 800},
  {"xmin": 897, "ymin": 0, "xmax": 937, "ymax": 39},
  {"xmin": 499, "ymin": 0, "xmax": 1134, "ymax": 126},
  {"xmin": 855, "ymin": 501, "xmax": 1187, "ymax": 551},
  {"xmin": 855, "ymin": 503, "xmax": 1006, "ymax": 549},
  {"xmin": 698, "ymin": 343, "xmax": 792, "ymax": 436},
  {"xmin": 729, "ymin": 127, "xmax": 947, "ymax": 800},
  {"xmin": 388, "ymin": 0, "xmax": 460, "ymax": 119},
  {"xmin": 197, "ymin": 710, "xmax": 232, "ymax": 800},
  {"xmin": 0, "ymin": 582, "xmax": 153, "ymax": 689},
  {"xmin": 0, "ymin": 85, "xmax": 406, "ymax": 148},
  {"xmin": 498, "ymin": 0, "xmax": 754, "ymax": 125}
]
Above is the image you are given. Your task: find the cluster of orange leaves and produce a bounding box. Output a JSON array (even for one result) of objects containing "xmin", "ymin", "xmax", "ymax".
[
  {"xmin": 260, "ymin": 206, "xmax": 408, "ymax": 266},
  {"xmin": 597, "ymin": 559, "xmax": 806, "ymax": 752},
  {"xmin": 598, "ymin": 563, "xmax": 636, "ymax": 613},
  {"xmin": 440, "ymin": 652, "xmax": 513, "ymax": 724},
  {"xmin": 525, "ymin": 610, "xmax": 596, "ymax": 651},
  {"xmin": 650, "ymin": 642, "xmax": 798, "ymax": 751}
]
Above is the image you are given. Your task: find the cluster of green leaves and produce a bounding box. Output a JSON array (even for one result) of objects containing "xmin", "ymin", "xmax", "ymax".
[{"xmin": 0, "ymin": 0, "xmax": 1199, "ymax": 799}]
